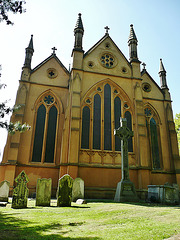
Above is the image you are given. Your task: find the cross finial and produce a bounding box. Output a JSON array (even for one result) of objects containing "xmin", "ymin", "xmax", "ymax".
[
  {"xmin": 52, "ymin": 47, "xmax": 57, "ymax": 54},
  {"xmin": 104, "ymin": 26, "xmax": 110, "ymax": 34},
  {"xmin": 142, "ymin": 62, "xmax": 146, "ymax": 70}
]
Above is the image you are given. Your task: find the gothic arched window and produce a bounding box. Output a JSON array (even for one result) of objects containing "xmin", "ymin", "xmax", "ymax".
[
  {"xmin": 114, "ymin": 96, "xmax": 121, "ymax": 151},
  {"xmin": 125, "ymin": 111, "xmax": 133, "ymax": 152},
  {"xmin": 145, "ymin": 107, "xmax": 161, "ymax": 169},
  {"xmin": 150, "ymin": 117, "xmax": 160, "ymax": 169},
  {"xmin": 32, "ymin": 94, "xmax": 59, "ymax": 163},
  {"xmin": 93, "ymin": 94, "xmax": 101, "ymax": 149},
  {"xmin": 81, "ymin": 106, "xmax": 90, "ymax": 149},
  {"xmin": 81, "ymin": 82, "xmax": 133, "ymax": 153},
  {"xmin": 104, "ymin": 84, "xmax": 112, "ymax": 150}
]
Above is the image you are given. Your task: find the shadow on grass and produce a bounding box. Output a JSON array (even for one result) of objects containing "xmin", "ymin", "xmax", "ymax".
[{"xmin": 0, "ymin": 212, "xmax": 101, "ymax": 240}]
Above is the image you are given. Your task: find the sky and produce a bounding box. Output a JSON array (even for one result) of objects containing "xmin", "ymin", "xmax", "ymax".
[{"xmin": 0, "ymin": 0, "xmax": 180, "ymax": 159}]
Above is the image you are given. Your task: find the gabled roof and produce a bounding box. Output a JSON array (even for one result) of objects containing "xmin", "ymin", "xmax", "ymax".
[
  {"xmin": 32, "ymin": 54, "xmax": 69, "ymax": 75},
  {"xmin": 141, "ymin": 69, "xmax": 162, "ymax": 92},
  {"xmin": 84, "ymin": 34, "xmax": 131, "ymax": 67}
]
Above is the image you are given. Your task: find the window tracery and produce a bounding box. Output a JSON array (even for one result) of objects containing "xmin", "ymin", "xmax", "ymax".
[{"xmin": 81, "ymin": 81, "xmax": 133, "ymax": 152}]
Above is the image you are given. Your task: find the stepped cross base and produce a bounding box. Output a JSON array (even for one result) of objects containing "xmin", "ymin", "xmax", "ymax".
[{"xmin": 114, "ymin": 179, "xmax": 139, "ymax": 202}]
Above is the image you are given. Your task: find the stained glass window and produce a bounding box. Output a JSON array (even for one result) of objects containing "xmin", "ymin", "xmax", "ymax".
[
  {"xmin": 81, "ymin": 106, "xmax": 90, "ymax": 149},
  {"xmin": 150, "ymin": 118, "xmax": 160, "ymax": 169},
  {"xmin": 44, "ymin": 106, "xmax": 58, "ymax": 163},
  {"xmin": 114, "ymin": 96, "xmax": 121, "ymax": 151},
  {"xmin": 125, "ymin": 111, "xmax": 133, "ymax": 152},
  {"xmin": 93, "ymin": 94, "xmax": 101, "ymax": 149},
  {"xmin": 104, "ymin": 84, "xmax": 112, "ymax": 150},
  {"xmin": 32, "ymin": 104, "xmax": 46, "ymax": 162}
]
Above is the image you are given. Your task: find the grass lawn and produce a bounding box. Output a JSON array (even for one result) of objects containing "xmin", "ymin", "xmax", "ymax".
[{"xmin": 0, "ymin": 199, "xmax": 180, "ymax": 240}]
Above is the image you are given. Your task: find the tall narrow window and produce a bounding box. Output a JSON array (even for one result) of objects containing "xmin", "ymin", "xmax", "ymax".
[
  {"xmin": 93, "ymin": 94, "xmax": 101, "ymax": 149},
  {"xmin": 44, "ymin": 106, "xmax": 58, "ymax": 163},
  {"xmin": 114, "ymin": 96, "xmax": 121, "ymax": 151},
  {"xmin": 104, "ymin": 84, "xmax": 112, "ymax": 150},
  {"xmin": 125, "ymin": 111, "xmax": 133, "ymax": 152},
  {"xmin": 150, "ymin": 118, "xmax": 160, "ymax": 169},
  {"xmin": 81, "ymin": 106, "xmax": 90, "ymax": 149},
  {"xmin": 32, "ymin": 104, "xmax": 46, "ymax": 162}
]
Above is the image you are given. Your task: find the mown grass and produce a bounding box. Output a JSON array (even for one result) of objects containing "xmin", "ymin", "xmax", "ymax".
[{"xmin": 0, "ymin": 199, "xmax": 180, "ymax": 240}]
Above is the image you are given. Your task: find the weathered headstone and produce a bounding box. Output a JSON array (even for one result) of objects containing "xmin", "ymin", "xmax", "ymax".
[
  {"xmin": 12, "ymin": 170, "xmax": 29, "ymax": 209},
  {"xmin": 148, "ymin": 183, "xmax": 180, "ymax": 205},
  {"xmin": 0, "ymin": 180, "xmax": 10, "ymax": 202},
  {"xmin": 57, "ymin": 174, "xmax": 74, "ymax": 207},
  {"xmin": 114, "ymin": 118, "xmax": 139, "ymax": 202},
  {"xmin": 72, "ymin": 178, "xmax": 84, "ymax": 202},
  {"xmin": 36, "ymin": 178, "xmax": 52, "ymax": 207}
]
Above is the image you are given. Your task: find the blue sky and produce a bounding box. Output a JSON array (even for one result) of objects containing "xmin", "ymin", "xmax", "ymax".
[{"xmin": 0, "ymin": 0, "xmax": 180, "ymax": 157}]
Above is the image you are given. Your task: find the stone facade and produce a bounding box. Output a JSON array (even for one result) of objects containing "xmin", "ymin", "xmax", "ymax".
[{"xmin": 0, "ymin": 14, "xmax": 179, "ymax": 199}]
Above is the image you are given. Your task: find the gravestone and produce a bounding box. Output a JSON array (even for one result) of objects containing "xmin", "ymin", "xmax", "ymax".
[
  {"xmin": 57, "ymin": 174, "xmax": 74, "ymax": 207},
  {"xmin": 72, "ymin": 178, "xmax": 84, "ymax": 202},
  {"xmin": 12, "ymin": 170, "xmax": 29, "ymax": 209},
  {"xmin": 36, "ymin": 178, "xmax": 52, "ymax": 207},
  {"xmin": 0, "ymin": 180, "xmax": 10, "ymax": 202},
  {"xmin": 114, "ymin": 118, "xmax": 139, "ymax": 202},
  {"xmin": 148, "ymin": 183, "xmax": 179, "ymax": 205}
]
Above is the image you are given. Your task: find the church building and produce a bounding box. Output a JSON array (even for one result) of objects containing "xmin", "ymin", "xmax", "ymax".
[{"xmin": 0, "ymin": 14, "xmax": 179, "ymax": 199}]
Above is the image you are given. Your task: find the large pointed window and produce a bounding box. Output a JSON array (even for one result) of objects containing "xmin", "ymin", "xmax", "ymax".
[
  {"xmin": 81, "ymin": 106, "xmax": 90, "ymax": 149},
  {"xmin": 145, "ymin": 107, "xmax": 161, "ymax": 169},
  {"xmin": 93, "ymin": 94, "xmax": 101, "ymax": 149},
  {"xmin": 32, "ymin": 94, "xmax": 59, "ymax": 163},
  {"xmin": 150, "ymin": 118, "xmax": 160, "ymax": 169},
  {"xmin": 81, "ymin": 82, "xmax": 133, "ymax": 153},
  {"xmin": 104, "ymin": 84, "xmax": 112, "ymax": 150}
]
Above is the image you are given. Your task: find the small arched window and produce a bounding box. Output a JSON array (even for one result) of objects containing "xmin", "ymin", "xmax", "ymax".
[
  {"xmin": 32, "ymin": 94, "xmax": 59, "ymax": 163},
  {"xmin": 104, "ymin": 84, "xmax": 112, "ymax": 150}
]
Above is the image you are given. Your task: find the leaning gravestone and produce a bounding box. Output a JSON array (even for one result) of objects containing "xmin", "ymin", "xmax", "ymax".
[
  {"xmin": 57, "ymin": 174, "xmax": 73, "ymax": 207},
  {"xmin": 72, "ymin": 178, "xmax": 84, "ymax": 202},
  {"xmin": 36, "ymin": 178, "xmax": 52, "ymax": 207},
  {"xmin": 12, "ymin": 170, "xmax": 29, "ymax": 209},
  {"xmin": 0, "ymin": 180, "xmax": 10, "ymax": 202},
  {"xmin": 114, "ymin": 118, "xmax": 139, "ymax": 202}
]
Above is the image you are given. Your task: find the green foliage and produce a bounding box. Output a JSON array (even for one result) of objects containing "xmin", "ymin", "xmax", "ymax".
[
  {"xmin": 174, "ymin": 113, "xmax": 180, "ymax": 153},
  {"xmin": 0, "ymin": 0, "xmax": 26, "ymax": 25},
  {"xmin": 0, "ymin": 101, "xmax": 30, "ymax": 134}
]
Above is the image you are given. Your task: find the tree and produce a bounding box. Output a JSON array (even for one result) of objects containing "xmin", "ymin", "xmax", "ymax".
[
  {"xmin": 0, "ymin": 1, "xmax": 30, "ymax": 135},
  {"xmin": 174, "ymin": 113, "xmax": 180, "ymax": 154},
  {"xmin": 0, "ymin": 0, "xmax": 26, "ymax": 25}
]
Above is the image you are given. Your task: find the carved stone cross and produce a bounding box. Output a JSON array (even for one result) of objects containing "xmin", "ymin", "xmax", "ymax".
[
  {"xmin": 52, "ymin": 47, "xmax": 57, "ymax": 54},
  {"xmin": 104, "ymin": 26, "xmax": 110, "ymax": 34},
  {"xmin": 114, "ymin": 118, "xmax": 133, "ymax": 180}
]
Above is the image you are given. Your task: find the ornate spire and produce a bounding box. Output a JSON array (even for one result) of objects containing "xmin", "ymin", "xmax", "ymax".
[
  {"xmin": 128, "ymin": 24, "xmax": 139, "ymax": 62},
  {"xmin": 74, "ymin": 13, "xmax": 84, "ymax": 31},
  {"xmin": 128, "ymin": 24, "xmax": 137, "ymax": 41},
  {"xmin": 159, "ymin": 58, "xmax": 168, "ymax": 89},
  {"xmin": 73, "ymin": 13, "xmax": 84, "ymax": 51},
  {"xmin": 23, "ymin": 35, "xmax": 34, "ymax": 69}
]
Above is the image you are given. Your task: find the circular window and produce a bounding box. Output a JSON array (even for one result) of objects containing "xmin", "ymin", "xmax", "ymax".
[
  {"xmin": 100, "ymin": 53, "xmax": 114, "ymax": 68},
  {"xmin": 44, "ymin": 95, "xmax": 54, "ymax": 105},
  {"xmin": 88, "ymin": 61, "xmax": 94, "ymax": 68},
  {"xmin": 47, "ymin": 68, "xmax": 58, "ymax": 79},
  {"xmin": 142, "ymin": 82, "xmax": 151, "ymax": 92},
  {"xmin": 122, "ymin": 67, "xmax": 127, "ymax": 73}
]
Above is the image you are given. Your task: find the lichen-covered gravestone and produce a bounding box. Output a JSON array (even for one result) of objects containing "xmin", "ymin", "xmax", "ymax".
[
  {"xmin": 0, "ymin": 180, "xmax": 10, "ymax": 202},
  {"xmin": 36, "ymin": 178, "xmax": 52, "ymax": 207},
  {"xmin": 57, "ymin": 174, "xmax": 74, "ymax": 207},
  {"xmin": 72, "ymin": 178, "xmax": 84, "ymax": 202},
  {"xmin": 12, "ymin": 170, "xmax": 29, "ymax": 209}
]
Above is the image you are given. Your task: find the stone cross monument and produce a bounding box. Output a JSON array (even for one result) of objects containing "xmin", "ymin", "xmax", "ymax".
[{"xmin": 114, "ymin": 118, "xmax": 139, "ymax": 202}]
